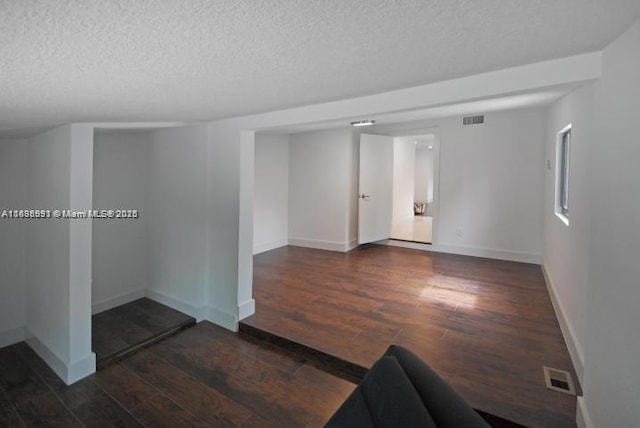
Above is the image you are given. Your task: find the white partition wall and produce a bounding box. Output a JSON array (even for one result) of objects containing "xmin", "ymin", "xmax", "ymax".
[
  {"xmin": 288, "ymin": 128, "xmax": 359, "ymax": 252},
  {"xmin": 0, "ymin": 139, "xmax": 28, "ymax": 348},
  {"xmin": 25, "ymin": 124, "xmax": 95, "ymax": 385},
  {"xmin": 146, "ymin": 126, "xmax": 208, "ymax": 321},
  {"xmin": 253, "ymin": 133, "xmax": 290, "ymax": 255},
  {"xmin": 92, "ymin": 131, "xmax": 151, "ymax": 313}
]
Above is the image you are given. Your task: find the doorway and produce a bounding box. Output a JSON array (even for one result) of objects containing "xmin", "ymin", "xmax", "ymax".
[
  {"xmin": 390, "ymin": 134, "xmax": 434, "ymax": 244},
  {"xmin": 357, "ymin": 130, "xmax": 439, "ymax": 247}
]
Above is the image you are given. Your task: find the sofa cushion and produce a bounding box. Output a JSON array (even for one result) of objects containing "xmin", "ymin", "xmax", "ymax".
[
  {"xmin": 385, "ymin": 345, "xmax": 490, "ymax": 427},
  {"xmin": 324, "ymin": 388, "xmax": 375, "ymax": 428},
  {"xmin": 360, "ymin": 355, "xmax": 437, "ymax": 428}
]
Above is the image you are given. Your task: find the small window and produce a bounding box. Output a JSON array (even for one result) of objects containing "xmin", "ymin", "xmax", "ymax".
[{"xmin": 555, "ymin": 125, "xmax": 571, "ymax": 225}]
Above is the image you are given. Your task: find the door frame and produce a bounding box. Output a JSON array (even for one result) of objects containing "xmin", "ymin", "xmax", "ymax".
[{"xmin": 386, "ymin": 126, "xmax": 441, "ymax": 248}]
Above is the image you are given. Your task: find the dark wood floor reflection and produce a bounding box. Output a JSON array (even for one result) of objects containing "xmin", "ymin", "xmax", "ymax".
[
  {"xmin": 0, "ymin": 322, "xmax": 354, "ymax": 427},
  {"xmin": 92, "ymin": 298, "xmax": 196, "ymax": 367},
  {"xmin": 244, "ymin": 245, "xmax": 579, "ymax": 428}
]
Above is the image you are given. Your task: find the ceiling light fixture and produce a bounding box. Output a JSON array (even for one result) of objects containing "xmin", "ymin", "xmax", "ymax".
[
  {"xmin": 428, "ymin": 145, "xmax": 433, "ymax": 149},
  {"xmin": 350, "ymin": 120, "xmax": 376, "ymax": 127}
]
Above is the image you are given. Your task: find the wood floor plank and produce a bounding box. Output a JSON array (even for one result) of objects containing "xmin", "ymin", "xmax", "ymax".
[
  {"xmin": 14, "ymin": 344, "xmax": 67, "ymax": 394},
  {"xmin": 1, "ymin": 310, "xmax": 353, "ymax": 426},
  {"xmin": 92, "ymin": 297, "xmax": 195, "ymax": 366},
  {"xmin": 51, "ymin": 378, "xmax": 107, "ymax": 410},
  {"xmin": 130, "ymin": 393, "xmax": 209, "ymax": 428},
  {"xmin": 290, "ymin": 364, "xmax": 356, "ymax": 422},
  {"xmin": 150, "ymin": 323, "xmax": 356, "ymax": 426},
  {"xmin": 0, "ymin": 389, "xmax": 25, "ymax": 428},
  {"xmin": 0, "ymin": 346, "xmax": 51, "ymax": 407},
  {"xmin": 145, "ymin": 325, "xmax": 317, "ymax": 426},
  {"xmin": 122, "ymin": 349, "xmax": 253, "ymax": 427},
  {"xmin": 177, "ymin": 322, "xmax": 306, "ymax": 375},
  {"xmin": 247, "ymin": 245, "xmax": 579, "ymax": 428},
  {"xmin": 14, "ymin": 391, "xmax": 82, "ymax": 428},
  {"xmin": 240, "ymin": 412, "xmax": 276, "ymax": 428},
  {"xmin": 92, "ymin": 362, "xmax": 160, "ymax": 411},
  {"xmin": 72, "ymin": 391, "xmax": 143, "ymax": 428},
  {"xmin": 2, "ymin": 323, "xmax": 356, "ymax": 427}
]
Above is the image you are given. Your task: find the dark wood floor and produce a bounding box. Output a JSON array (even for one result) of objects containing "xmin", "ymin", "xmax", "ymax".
[
  {"xmin": 92, "ymin": 298, "xmax": 195, "ymax": 367},
  {"xmin": 0, "ymin": 322, "xmax": 355, "ymax": 427},
  {"xmin": 244, "ymin": 245, "xmax": 579, "ymax": 428}
]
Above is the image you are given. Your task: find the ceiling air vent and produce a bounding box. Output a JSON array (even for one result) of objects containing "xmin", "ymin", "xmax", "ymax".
[{"xmin": 463, "ymin": 115, "xmax": 484, "ymax": 125}]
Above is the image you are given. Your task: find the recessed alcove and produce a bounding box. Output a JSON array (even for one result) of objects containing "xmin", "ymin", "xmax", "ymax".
[{"xmin": 90, "ymin": 127, "xmax": 206, "ymax": 365}]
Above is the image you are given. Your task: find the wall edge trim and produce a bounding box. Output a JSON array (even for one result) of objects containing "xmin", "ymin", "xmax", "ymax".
[
  {"xmin": 92, "ymin": 288, "xmax": 146, "ymax": 315},
  {"xmin": 238, "ymin": 299, "xmax": 255, "ymax": 320},
  {"xmin": 253, "ymin": 238, "xmax": 288, "ymax": 255},
  {"xmin": 204, "ymin": 305, "xmax": 238, "ymax": 332},
  {"xmin": 434, "ymin": 243, "xmax": 542, "ymax": 264},
  {"xmin": 145, "ymin": 289, "xmax": 205, "ymax": 322},
  {"xmin": 25, "ymin": 329, "xmax": 95, "ymax": 385},
  {"xmin": 542, "ymin": 264, "xmax": 585, "ymax": 384},
  {"xmin": 576, "ymin": 396, "xmax": 593, "ymax": 428},
  {"xmin": 288, "ymin": 237, "xmax": 354, "ymax": 253},
  {"xmin": 66, "ymin": 352, "xmax": 97, "ymax": 385}
]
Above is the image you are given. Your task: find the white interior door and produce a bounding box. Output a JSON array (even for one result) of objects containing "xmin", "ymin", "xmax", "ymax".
[{"xmin": 358, "ymin": 133, "xmax": 394, "ymax": 244}]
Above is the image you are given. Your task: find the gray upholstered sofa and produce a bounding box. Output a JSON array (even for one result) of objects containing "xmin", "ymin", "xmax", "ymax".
[{"xmin": 325, "ymin": 345, "xmax": 490, "ymax": 428}]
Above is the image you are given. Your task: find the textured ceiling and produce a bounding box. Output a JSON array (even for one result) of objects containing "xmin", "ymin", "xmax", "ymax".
[{"xmin": 1, "ymin": 0, "xmax": 639, "ymax": 137}]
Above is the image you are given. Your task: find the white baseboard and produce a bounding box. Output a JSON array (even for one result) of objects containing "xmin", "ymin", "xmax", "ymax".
[
  {"xmin": 253, "ymin": 238, "xmax": 287, "ymax": 255},
  {"xmin": 238, "ymin": 298, "xmax": 255, "ymax": 320},
  {"xmin": 205, "ymin": 305, "xmax": 238, "ymax": 332},
  {"xmin": 542, "ymin": 264, "xmax": 585, "ymax": 384},
  {"xmin": 577, "ymin": 396, "xmax": 593, "ymax": 428},
  {"xmin": 434, "ymin": 243, "xmax": 542, "ymax": 264},
  {"xmin": 380, "ymin": 240, "xmax": 541, "ymax": 264},
  {"xmin": 288, "ymin": 237, "xmax": 355, "ymax": 253},
  {"xmin": 145, "ymin": 289, "xmax": 205, "ymax": 322},
  {"xmin": 380, "ymin": 239, "xmax": 433, "ymax": 251},
  {"xmin": 66, "ymin": 352, "xmax": 97, "ymax": 385},
  {"xmin": 92, "ymin": 288, "xmax": 146, "ymax": 315},
  {"xmin": 25, "ymin": 329, "xmax": 96, "ymax": 385},
  {"xmin": 345, "ymin": 239, "xmax": 359, "ymax": 252},
  {"xmin": 0, "ymin": 326, "xmax": 26, "ymax": 348}
]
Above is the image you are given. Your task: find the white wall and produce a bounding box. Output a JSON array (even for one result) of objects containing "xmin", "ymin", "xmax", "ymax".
[
  {"xmin": 438, "ymin": 109, "xmax": 545, "ymax": 262},
  {"xmin": 25, "ymin": 124, "xmax": 95, "ymax": 384},
  {"xmin": 92, "ymin": 126, "xmax": 209, "ymax": 321},
  {"xmin": 543, "ymin": 84, "xmax": 594, "ymax": 382},
  {"xmin": 26, "ymin": 126, "xmax": 72, "ymax": 368},
  {"xmin": 146, "ymin": 126, "xmax": 208, "ymax": 320},
  {"xmin": 414, "ymin": 148, "xmax": 434, "ymax": 203},
  {"xmin": 222, "ymin": 52, "xmax": 600, "ymax": 334},
  {"xmin": 372, "ymin": 108, "xmax": 545, "ymax": 263},
  {"xmin": 253, "ymin": 133, "xmax": 289, "ymax": 254},
  {"xmin": 68, "ymin": 124, "xmax": 94, "ymax": 375},
  {"xmin": 0, "ymin": 139, "xmax": 28, "ymax": 347},
  {"xmin": 92, "ymin": 131, "xmax": 150, "ymax": 312},
  {"xmin": 207, "ymin": 122, "xmax": 244, "ymax": 328},
  {"xmin": 288, "ymin": 128, "xmax": 358, "ymax": 251},
  {"xmin": 543, "ymin": 20, "xmax": 640, "ymax": 427},
  {"xmin": 346, "ymin": 131, "xmax": 359, "ymax": 245},
  {"xmin": 392, "ymin": 137, "xmax": 416, "ymax": 223},
  {"xmin": 581, "ymin": 20, "xmax": 640, "ymax": 428}
]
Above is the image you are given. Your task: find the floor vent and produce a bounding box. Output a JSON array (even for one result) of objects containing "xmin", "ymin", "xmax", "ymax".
[{"xmin": 543, "ymin": 366, "xmax": 576, "ymax": 395}]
